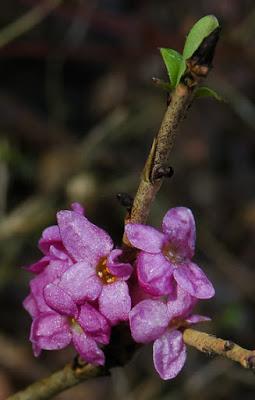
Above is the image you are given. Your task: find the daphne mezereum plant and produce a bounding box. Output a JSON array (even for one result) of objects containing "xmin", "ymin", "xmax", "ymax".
[{"xmin": 8, "ymin": 15, "xmax": 255, "ymax": 400}]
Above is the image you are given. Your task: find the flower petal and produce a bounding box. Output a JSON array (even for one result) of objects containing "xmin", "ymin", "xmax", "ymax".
[
  {"xmin": 30, "ymin": 260, "xmax": 69, "ymax": 313},
  {"xmin": 137, "ymin": 252, "xmax": 174, "ymax": 296},
  {"xmin": 78, "ymin": 303, "xmax": 111, "ymax": 345},
  {"xmin": 39, "ymin": 225, "xmax": 62, "ymax": 255},
  {"xmin": 167, "ymin": 285, "xmax": 197, "ymax": 320},
  {"xmin": 71, "ymin": 202, "xmax": 85, "ymax": 215},
  {"xmin": 129, "ymin": 299, "xmax": 169, "ymax": 343},
  {"xmin": 99, "ymin": 281, "xmax": 131, "ymax": 325},
  {"xmin": 129, "ymin": 279, "xmax": 159, "ymax": 307},
  {"xmin": 153, "ymin": 330, "xmax": 186, "ymax": 380},
  {"xmin": 23, "ymin": 294, "xmax": 39, "ymax": 318},
  {"xmin": 107, "ymin": 249, "xmax": 133, "ymax": 280},
  {"xmin": 32, "ymin": 343, "xmax": 42, "ymax": 357},
  {"xmin": 59, "ymin": 262, "xmax": 102, "ymax": 302},
  {"xmin": 49, "ymin": 245, "xmax": 70, "ymax": 262},
  {"xmin": 26, "ymin": 256, "xmax": 50, "ymax": 273},
  {"xmin": 174, "ymin": 262, "xmax": 215, "ymax": 299},
  {"xmin": 162, "ymin": 207, "xmax": 196, "ymax": 259},
  {"xmin": 125, "ymin": 224, "xmax": 164, "ymax": 253},
  {"xmin": 57, "ymin": 210, "xmax": 113, "ymax": 264},
  {"xmin": 72, "ymin": 330, "xmax": 105, "ymax": 366},
  {"xmin": 44, "ymin": 283, "xmax": 78, "ymax": 317},
  {"xmin": 30, "ymin": 312, "xmax": 71, "ymax": 351},
  {"xmin": 185, "ymin": 314, "xmax": 211, "ymax": 325}
]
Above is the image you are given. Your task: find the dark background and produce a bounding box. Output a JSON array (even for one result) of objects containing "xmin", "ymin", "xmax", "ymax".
[{"xmin": 0, "ymin": 0, "xmax": 255, "ymax": 398}]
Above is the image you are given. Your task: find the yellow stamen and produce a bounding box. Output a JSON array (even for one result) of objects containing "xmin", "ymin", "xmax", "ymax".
[
  {"xmin": 96, "ymin": 257, "xmax": 117, "ymax": 284},
  {"xmin": 69, "ymin": 317, "xmax": 83, "ymax": 334},
  {"xmin": 162, "ymin": 243, "xmax": 183, "ymax": 264}
]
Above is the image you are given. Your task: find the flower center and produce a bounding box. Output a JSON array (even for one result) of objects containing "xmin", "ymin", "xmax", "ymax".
[
  {"xmin": 69, "ymin": 318, "xmax": 83, "ymax": 334},
  {"xmin": 162, "ymin": 243, "xmax": 183, "ymax": 265},
  {"xmin": 96, "ymin": 257, "xmax": 116, "ymax": 284},
  {"xmin": 169, "ymin": 317, "xmax": 188, "ymax": 330}
]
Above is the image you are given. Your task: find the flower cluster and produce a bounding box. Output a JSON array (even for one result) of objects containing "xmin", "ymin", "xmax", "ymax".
[{"xmin": 23, "ymin": 203, "xmax": 214, "ymax": 379}]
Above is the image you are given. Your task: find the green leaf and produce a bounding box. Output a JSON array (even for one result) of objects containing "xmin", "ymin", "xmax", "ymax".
[
  {"xmin": 177, "ymin": 15, "xmax": 219, "ymax": 84},
  {"xmin": 160, "ymin": 48, "xmax": 182, "ymax": 88},
  {"xmin": 195, "ymin": 86, "xmax": 223, "ymax": 101},
  {"xmin": 183, "ymin": 15, "xmax": 219, "ymax": 60}
]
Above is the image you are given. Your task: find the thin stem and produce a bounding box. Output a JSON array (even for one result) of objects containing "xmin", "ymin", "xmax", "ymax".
[
  {"xmin": 127, "ymin": 83, "xmax": 193, "ymax": 226},
  {"xmin": 0, "ymin": 0, "xmax": 62, "ymax": 49},
  {"xmin": 124, "ymin": 27, "xmax": 219, "ymax": 230},
  {"xmin": 7, "ymin": 329, "xmax": 255, "ymax": 400},
  {"xmin": 183, "ymin": 329, "xmax": 255, "ymax": 371},
  {"xmin": 6, "ymin": 362, "xmax": 106, "ymax": 400}
]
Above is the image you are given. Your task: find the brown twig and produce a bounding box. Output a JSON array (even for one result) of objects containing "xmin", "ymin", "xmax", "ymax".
[
  {"xmin": 123, "ymin": 28, "xmax": 220, "ymax": 234},
  {"xmin": 126, "ymin": 82, "xmax": 193, "ymax": 226},
  {"xmin": 183, "ymin": 329, "xmax": 255, "ymax": 371},
  {"xmin": 6, "ymin": 362, "xmax": 106, "ymax": 400}
]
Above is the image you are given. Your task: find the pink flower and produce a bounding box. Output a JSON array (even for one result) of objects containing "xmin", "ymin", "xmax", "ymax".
[
  {"xmin": 24, "ymin": 203, "xmax": 132, "ymax": 325},
  {"xmin": 24, "ymin": 202, "xmax": 133, "ymax": 363},
  {"xmin": 23, "ymin": 254, "xmax": 70, "ymax": 316},
  {"xmin": 125, "ymin": 207, "xmax": 214, "ymax": 299},
  {"xmin": 26, "ymin": 203, "xmax": 84, "ymax": 273},
  {"xmin": 30, "ymin": 302, "xmax": 111, "ymax": 365},
  {"xmin": 42, "ymin": 208, "xmax": 133, "ymax": 324},
  {"xmin": 129, "ymin": 286, "xmax": 210, "ymax": 380}
]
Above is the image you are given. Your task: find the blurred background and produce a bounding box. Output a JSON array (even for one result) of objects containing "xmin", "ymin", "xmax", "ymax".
[{"xmin": 0, "ymin": 0, "xmax": 255, "ymax": 399}]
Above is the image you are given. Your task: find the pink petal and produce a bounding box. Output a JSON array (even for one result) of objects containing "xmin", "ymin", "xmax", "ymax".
[
  {"xmin": 129, "ymin": 278, "xmax": 159, "ymax": 307},
  {"xmin": 72, "ymin": 330, "xmax": 105, "ymax": 366},
  {"xmin": 185, "ymin": 314, "xmax": 211, "ymax": 325},
  {"xmin": 125, "ymin": 223, "xmax": 164, "ymax": 253},
  {"xmin": 44, "ymin": 283, "xmax": 78, "ymax": 317},
  {"xmin": 30, "ymin": 312, "xmax": 71, "ymax": 351},
  {"xmin": 107, "ymin": 249, "xmax": 133, "ymax": 280},
  {"xmin": 153, "ymin": 330, "xmax": 186, "ymax": 380},
  {"xmin": 39, "ymin": 225, "xmax": 62, "ymax": 255},
  {"xmin": 57, "ymin": 210, "xmax": 113, "ymax": 264},
  {"xmin": 137, "ymin": 252, "xmax": 174, "ymax": 296},
  {"xmin": 23, "ymin": 294, "xmax": 39, "ymax": 318},
  {"xmin": 99, "ymin": 281, "xmax": 131, "ymax": 325},
  {"xmin": 174, "ymin": 262, "xmax": 215, "ymax": 299},
  {"xmin": 30, "ymin": 260, "xmax": 69, "ymax": 313},
  {"xmin": 32, "ymin": 343, "xmax": 42, "ymax": 357},
  {"xmin": 129, "ymin": 299, "xmax": 169, "ymax": 343},
  {"xmin": 26, "ymin": 256, "xmax": 50, "ymax": 274},
  {"xmin": 167, "ymin": 286, "xmax": 197, "ymax": 320},
  {"xmin": 59, "ymin": 262, "xmax": 102, "ymax": 302},
  {"xmin": 78, "ymin": 303, "xmax": 111, "ymax": 345},
  {"xmin": 30, "ymin": 275, "xmax": 54, "ymax": 314},
  {"xmin": 49, "ymin": 245, "xmax": 69, "ymax": 262},
  {"xmin": 162, "ymin": 207, "xmax": 196, "ymax": 259},
  {"xmin": 71, "ymin": 202, "xmax": 85, "ymax": 215}
]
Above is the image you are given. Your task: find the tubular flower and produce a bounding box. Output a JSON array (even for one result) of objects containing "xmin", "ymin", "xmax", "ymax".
[
  {"xmin": 125, "ymin": 207, "xmax": 214, "ymax": 299},
  {"xmin": 30, "ymin": 301, "xmax": 111, "ymax": 365},
  {"xmin": 129, "ymin": 286, "xmax": 210, "ymax": 380},
  {"xmin": 43, "ymin": 208, "xmax": 133, "ymax": 324},
  {"xmin": 26, "ymin": 203, "xmax": 84, "ymax": 274}
]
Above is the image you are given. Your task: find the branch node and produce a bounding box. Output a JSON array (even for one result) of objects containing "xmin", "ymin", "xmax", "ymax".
[
  {"xmin": 116, "ymin": 193, "xmax": 134, "ymax": 211},
  {"xmin": 153, "ymin": 166, "xmax": 174, "ymax": 181},
  {"xmin": 247, "ymin": 355, "xmax": 255, "ymax": 371},
  {"xmin": 202, "ymin": 347, "xmax": 217, "ymax": 358},
  {"xmin": 224, "ymin": 340, "xmax": 235, "ymax": 351},
  {"xmin": 183, "ymin": 27, "xmax": 220, "ymax": 88},
  {"xmin": 72, "ymin": 355, "xmax": 87, "ymax": 371}
]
